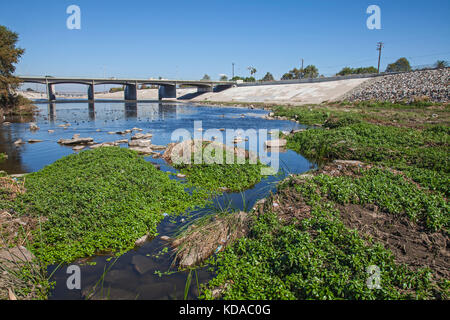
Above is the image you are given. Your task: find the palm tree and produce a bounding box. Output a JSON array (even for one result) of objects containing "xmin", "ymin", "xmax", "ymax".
[
  {"xmin": 247, "ymin": 67, "xmax": 257, "ymax": 81},
  {"xmin": 435, "ymin": 60, "xmax": 448, "ymax": 69}
]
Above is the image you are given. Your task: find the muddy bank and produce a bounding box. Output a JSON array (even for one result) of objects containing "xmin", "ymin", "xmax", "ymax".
[{"xmin": 272, "ymin": 160, "xmax": 449, "ymax": 281}]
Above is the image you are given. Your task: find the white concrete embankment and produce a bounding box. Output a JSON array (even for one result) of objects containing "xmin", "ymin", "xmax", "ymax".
[{"xmin": 189, "ymin": 78, "xmax": 369, "ymax": 105}]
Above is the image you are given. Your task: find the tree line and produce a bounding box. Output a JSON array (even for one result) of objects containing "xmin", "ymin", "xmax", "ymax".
[{"xmin": 202, "ymin": 58, "xmax": 448, "ymax": 82}]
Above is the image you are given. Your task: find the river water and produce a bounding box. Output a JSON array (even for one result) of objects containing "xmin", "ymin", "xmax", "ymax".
[{"xmin": 0, "ymin": 101, "xmax": 313, "ymax": 300}]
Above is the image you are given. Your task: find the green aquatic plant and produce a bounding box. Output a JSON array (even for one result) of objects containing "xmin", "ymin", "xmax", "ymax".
[
  {"xmin": 287, "ymin": 122, "xmax": 449, "ymax": 194},
  {"xmin": 174, "ymin": 148, "xmax": 271, "ymax": 193},
  {"xmin": 202, "ymin": 178, "xmax": 442, "ymax": 300},
  {"xmin": 12, "ymin": 147, "xmax": 212, "ymax": 264}
]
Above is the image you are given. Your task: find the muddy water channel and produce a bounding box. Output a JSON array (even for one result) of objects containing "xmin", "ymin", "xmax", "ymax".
[{"xmin": 0, "ymin": 101, "xmax": 313, "ymax": 299}]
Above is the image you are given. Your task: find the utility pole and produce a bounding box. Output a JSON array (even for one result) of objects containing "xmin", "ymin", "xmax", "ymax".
[
  {"xmin": 376, "ymin": 42, "xmax": 384, "ymax": 73},
  {"xmin": 300, "ymin": 58, "xmax": 304, "ymax": 78},
  {"xmin": 232, "ymin": 63, "xmax": 235, "ymax": 79}
]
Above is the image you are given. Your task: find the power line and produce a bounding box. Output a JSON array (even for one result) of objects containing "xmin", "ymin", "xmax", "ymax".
[{"xmin": 319, "ymin": 51, "xmax": 450, "ymax": 71}]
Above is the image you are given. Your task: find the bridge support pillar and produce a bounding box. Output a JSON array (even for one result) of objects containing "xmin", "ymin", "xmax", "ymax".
[
  {"xmin": 47, "ymin": 83, "xmax": 56, "ymax": 101},
  {"xmin": 124, "ymin": 84, "xmax": 138, "ymax": 100},
  {"xmin": 197, "ymin": 85, "xmax": 213, "ymax": 93},
  {"xmin": 88, "ymin": 83, "xmax": 95, "ymax": 101},
  {"xmin": 158, "ymin": 85, "xmax": 176, "ymax": 100}
]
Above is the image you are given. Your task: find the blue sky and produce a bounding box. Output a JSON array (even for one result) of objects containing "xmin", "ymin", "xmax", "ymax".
[{"xmin": 1, "ymin": 0, "xmax": 449, "ymax": 81}]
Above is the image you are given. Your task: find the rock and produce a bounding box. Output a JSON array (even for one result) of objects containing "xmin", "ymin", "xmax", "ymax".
[
  {"xmin": 342, "ymin": 69, "xmax": 450, "ymax": 103},
  {"xmin": 132, "ymin": 127, "xmax": 143, "ymax": 132},
  {"xmin": 265, "ymin": 139, "xmax": 287, "ymax": 148},
  {"xmin": 29, "ymin": 123, "xmax": 39, "ymax": 131},
  {"xmin": 129, "ymin": 146, "xmax": 154, "ymax": 155},
  {"xmin": 0, "ymin": 246, "xmax": 35, "ymax": 263},
  {"xmin": 176, "ymin": 173, "xmax": 186, "ymax": 179},
  {"xmin": 14, "ymin": 139, "xmax": 25, "ymax": 145},
  {"xmin": 149, "ymin": 144, "xmax": 166, "ymax": 150},
  {"xmin": 48, "ymin": 130, "xmax": 55, "ymax": 133},
  {"xmin": 2, "ymin": 122, "xmax": 11, "ymax": 126},
  {"xmin": 135, "ymin": 282, "xmax": 176, "ymax": 300},
  {"xmin": 160, "ymin": 236, "xmax": 171, "ymax": 242},
  {"xmin": 58, "ymin": 137, "xmax": 94, "ymax": 145},
  {"xmin": 72, "ymin": 145, "xmax": 85, "ymax": 151},
  {"xmin": 131, "ymin": 255, "xmax": 155, "ymax": 275},
  {"xmin": 131, "ymin": 133, "xmax": 153, "ymax": 140},
  {"xmin": 28, "ymin": 139, "xmax": 43, "ymax": 143},
  {"xmin": 128, "ymin": 139, "xmax": 151, "ymax": 147},
  {"xmin": 135, "ymin": 234, "xmax": 149, "ymax": 247},
  {"xmin": 89, "ymin": 142, "xmax": 117, "ymax": 149},
  {"xmin": 115, "ymin": 139, "xmax": 128, "ymax": 144},
  {"xmin": 83, "ymin": 286, "xmax": 137, "ymax": 300}
]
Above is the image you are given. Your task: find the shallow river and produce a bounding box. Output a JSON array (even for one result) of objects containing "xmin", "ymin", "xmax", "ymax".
[{"xmin": 0, "ymin": 101, "xmax": 313, "ymax": 300}]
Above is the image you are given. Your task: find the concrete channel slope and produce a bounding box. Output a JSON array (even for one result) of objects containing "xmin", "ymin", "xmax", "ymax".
[{"xmin": 189, "ymin": 78, "xmax": 369, "ymax": 105}]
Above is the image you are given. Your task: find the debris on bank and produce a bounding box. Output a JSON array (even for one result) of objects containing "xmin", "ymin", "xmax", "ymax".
[
  {"xmin": 170, "ymin": 211, "xmax": 250, "ymax": 268},
  {"xmin": 162, "ymin": 139, "xmax": 256, "ymax": 165}
]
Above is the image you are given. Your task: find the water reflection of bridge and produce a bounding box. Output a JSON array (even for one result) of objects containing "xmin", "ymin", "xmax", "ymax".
[{"xmin": 47, "ymin": 102, "xmax": 178, "ymax": 121}]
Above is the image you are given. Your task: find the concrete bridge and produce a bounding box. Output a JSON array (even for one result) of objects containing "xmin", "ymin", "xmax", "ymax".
[{"xmin": 18, "ymin": 76, "xmax": 235, "ymax": 101}]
